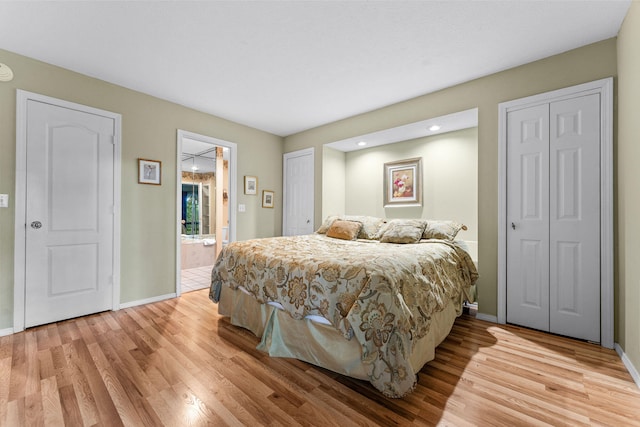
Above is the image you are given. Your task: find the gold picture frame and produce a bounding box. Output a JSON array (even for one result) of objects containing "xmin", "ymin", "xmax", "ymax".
[
  {"xmin": 138, "ymin": 158, "xmax": 161, "ymax": 185},
  {"xmin": 262, "ymin": 190, "xmax": 274, "ymax": 208},
  {"xmin": 244, "ymin": 175, "xmax": 258, "ymax": 195},
  {"xmin": 383, "ymin": 157, "xmax": 422, "ymax": 207}
]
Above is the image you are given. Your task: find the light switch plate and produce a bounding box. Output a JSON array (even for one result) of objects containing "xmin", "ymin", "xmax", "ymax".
[
  {"xmin": 238, "ymin": 204, "xmax": 246, "ymax": 212},
  {"xmin": 0, "ymin": 194, "xmax": 8, "ymax": 208}
]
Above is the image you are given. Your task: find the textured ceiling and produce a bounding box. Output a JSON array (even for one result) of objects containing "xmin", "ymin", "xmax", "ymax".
[{"xmin": 0, "ymin": 1, "xmax": 631, "ymax": 136}]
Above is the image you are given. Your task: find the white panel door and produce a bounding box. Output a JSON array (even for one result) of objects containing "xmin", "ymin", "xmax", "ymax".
[
  {"xmin": 549, "ymin": 94, "xmax": 600, "ymax": 342},
  {"xmin": 283, "ymin": 148, "xmax": 314, "ymax": 236},
  {"xmin": 506, "ymin": 104, "xmax": 550, "ymax": 332},
  {"xmin": 25, "ymin": 100, "xmax": 115, "ymax": 327}
]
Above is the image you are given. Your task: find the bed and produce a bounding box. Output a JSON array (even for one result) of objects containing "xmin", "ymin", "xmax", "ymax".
[{"xmin": 209, "ymin": 217, "xmax": 478, "ymax": 398}]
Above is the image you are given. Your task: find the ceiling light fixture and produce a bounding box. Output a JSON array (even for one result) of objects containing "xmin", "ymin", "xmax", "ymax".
[
  {"xmin": 429, "ymin": 125, "xmax": 441, "ymax": 131},
  {"xmin": 357, "ymin": 141, "xmax": 367, "ymax": 147}
]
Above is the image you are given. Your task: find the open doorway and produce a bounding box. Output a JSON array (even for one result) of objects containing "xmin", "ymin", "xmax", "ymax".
[{"xmin": 176, "ymin": 130, "xmax": 237, "ymax": 296}]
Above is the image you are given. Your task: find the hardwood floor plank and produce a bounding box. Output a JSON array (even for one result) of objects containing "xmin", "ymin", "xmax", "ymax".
[
  {"xmin": 37, "ymin": 349, "xmax": 56, "ymax": 381},
  {"xmin": 85, "ymin": 341, "xmax": 139, "ymax": 426},
  {"xmin": 58, "ymin": 384, "xmax": 84, "ymax": 427},
  {"xmin": 5, "ymin": 398, "xmax": 23, "ymax": 427},
  {"xmin": 194, "ymin": 361, "xmax": 289, "ymax": 425},
  {"xmin": 56, "ymin": 320, "xmax": 82, "ymax": 345},
  {"xmin": 145, "ymin": 391, "xmax": 183, "ymax": 427},
  {"xmin": 62, "ymin": 340, "xmax": 100, "ymax": 426},
  {"xmin": 1, "ymin": 289, "xmax": 639, "ymax": 426},
  {"xmin": 41, "ymin": 376, "xmax": 65, "ymax": 427},
  {"xmin": 24, "ymin": 391, "xmax": 44, "ymax": 426},
  {"xmin": 179, "ymin": 368, "xmax": 257, "ymax": 427}
]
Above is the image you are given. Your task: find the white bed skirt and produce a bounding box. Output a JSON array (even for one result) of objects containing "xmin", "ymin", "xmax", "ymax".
[{"xmin": 218, "ymin": 285, "xmax": 461, "ymax": 381}]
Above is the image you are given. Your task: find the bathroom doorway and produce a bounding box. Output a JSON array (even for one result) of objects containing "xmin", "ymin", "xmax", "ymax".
[{"xmin": 176, "ymin": 130, "xmax": 237, "ymax": 295}]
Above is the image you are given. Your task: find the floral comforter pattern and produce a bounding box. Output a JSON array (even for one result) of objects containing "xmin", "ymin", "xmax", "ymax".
[{"xmin": 210, "ymin": 234, "xmax": 478, "ymax": 398}]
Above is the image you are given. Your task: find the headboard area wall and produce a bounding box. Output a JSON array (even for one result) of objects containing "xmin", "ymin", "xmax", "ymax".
[{"xmin": 333, "ymin": 127, "xmax": 478, "ymax": 258}]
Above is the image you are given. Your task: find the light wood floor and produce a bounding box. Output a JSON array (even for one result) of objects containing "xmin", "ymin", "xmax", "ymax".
[{"xmin": 2, "ymin": 289, "xmax": 639, "ymax": 426}]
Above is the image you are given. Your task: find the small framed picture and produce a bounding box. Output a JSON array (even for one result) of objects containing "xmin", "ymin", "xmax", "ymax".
[
  {"xmin": 262, "ymin": 190, "xmax": 274, "ymax": 208},
  {"xmin": 138, "ymin": 158, "xmax": 161, "ymax": 185},
  {"xmin": 244, "ymin": 175, "xmax": 258, "ymax": 195}
]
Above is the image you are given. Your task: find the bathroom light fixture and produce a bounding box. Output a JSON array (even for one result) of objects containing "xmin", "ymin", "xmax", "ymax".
[
  {"xmin": 0, "ymin": 63, "xmax": 14, "ymax": 82},
  {"xmin": 429, "ymin": 125, "xmax": 441, "ymax": 131},
  {"xmin": 357, "ymin": 141, "xmax": 367, "ymax": 147}
]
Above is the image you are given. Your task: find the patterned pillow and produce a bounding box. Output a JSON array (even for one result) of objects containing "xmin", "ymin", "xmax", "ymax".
[
  {"xmin": 379, "ymin": 219, "xmax": 427, "ymax": 244},
  {"xmin": 422, "ymin": 220, "xmax": 466, "ymax": 240},
  {"xmin": 317, "ymin": 215, "xmax": 385, "ymax": 239},
  {"xmin": 326, "ymin": 220, "xmax": 363, "ymax": 241},
  {"xmin": 342, "ymin": 215, "xmax": 386, "ymax": 239},
  {"xmin": 316, "ymin": 215, "xmax": 340, "ymax": 234}
]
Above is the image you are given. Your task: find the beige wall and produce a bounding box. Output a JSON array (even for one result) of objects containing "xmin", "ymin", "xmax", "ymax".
[
  {"xmin": 322, "ymin": 147, "xmax": 346, "ymax": 218},
  {"xmin": 284, "ymin": 38, "xmax": 617, "ymax": 321},
  {"xmin": 617, "ymin": 1, "xmax": 640, "ymax": 376},
  {"xmin": 337, "ymin": 127, "xmax": 478, "ymax": 246},
  {"xmin": 0, "ymin": 49, "xmax": 283, "ymax": 329}
]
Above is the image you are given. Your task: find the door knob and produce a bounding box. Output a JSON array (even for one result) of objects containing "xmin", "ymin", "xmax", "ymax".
[
  {"xmin": 511, "ymin": 222, "xmax": 516, "ymax": 230},
  {"xmin": 31, "ymin": 221, "xmax": 42, "ymax": 229},
  {"xmin": 306, "ymin": 220, "xmax": 310, "ymax": 224}
]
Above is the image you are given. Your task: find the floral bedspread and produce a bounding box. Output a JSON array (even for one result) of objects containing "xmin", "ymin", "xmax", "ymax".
[{"xmin": 210, "ymin": 234, "xmax": 478, "ymax": 398}]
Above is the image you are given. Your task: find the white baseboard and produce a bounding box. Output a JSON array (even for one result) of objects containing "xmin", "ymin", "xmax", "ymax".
[
  {"xmin": 0, "ymin": 294, "xmax": 177, "ymax": 336},
  {"xmin": 475, "ymin": 312, "xmax": 498, "ymax": 323},
  {"xmin": 118, "ymin": 293, "xmax": 177, "ymax": 309},
  {"xmin": 615, "ymin": 343, "xmax": 640, "ymax": 389}
]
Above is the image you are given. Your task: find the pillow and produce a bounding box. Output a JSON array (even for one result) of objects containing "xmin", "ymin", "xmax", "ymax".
[
  {"xmin": 326, "ymin": 220, "xmax": 363, "ymax": 241},
  {"xmin": 422, "ymin": 220, "xmax": 466, "ymax": 240},
  {"xmin": 342, "ymin": 215, "xmax": 386, "ymax": 239},
  {"xmin": 316, "ymin": 215, "xmax": 340, "ymax": 234},
  {"xmin": 379, "ymin": 219, "xmax": 427, "ymax": 244},
  {"xmin": 316, "ymin": 215, "xmax": 385, "ymax": 239}
]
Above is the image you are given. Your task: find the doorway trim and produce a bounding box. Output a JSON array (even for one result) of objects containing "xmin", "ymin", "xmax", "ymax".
[
  {"xmin": 14, "ymin": 90, "xmax": 122, "ymax": 333},
  {"xmin": 176, "ymin": 130, "xmax": 237, "ymax": 296},
  {"xmin": 497, "ymin": 77, "xmax": 614, "ymax": 348}
]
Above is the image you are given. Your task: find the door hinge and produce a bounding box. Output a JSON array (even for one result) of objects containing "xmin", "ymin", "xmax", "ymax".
[{"xmin": 109, "ymin": 135, "xmax": 115, "ymax": 145}]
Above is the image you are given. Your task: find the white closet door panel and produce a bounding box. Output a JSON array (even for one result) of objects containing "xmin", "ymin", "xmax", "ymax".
[
  {"xmin": 25, "ymin": 100, "xmax": 115, "ymax": 328},
  {"xmin": 549, "ymin": 94, "xmax": 600, "ymax": 342},
  {"xmin": 283, "ymin": 149, "xmax": 314, "ymax": 236},
  {"xmin": 506, "ymin": 104, "xmax": 550, "ymax": 332}
]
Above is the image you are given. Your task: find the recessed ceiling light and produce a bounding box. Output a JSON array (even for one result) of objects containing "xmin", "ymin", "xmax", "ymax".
[
  {"xmin": 429, "ymin": 125, "xmax": 441, "ymax": 131},
  {"xmin": 357, "ymin": 141, "xmax": 367, "ymax": 146}
]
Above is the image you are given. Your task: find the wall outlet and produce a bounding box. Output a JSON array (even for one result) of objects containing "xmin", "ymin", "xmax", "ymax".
[
  {"xmin": 0, "ymin": 194, "xmax": 8, "ymax": 208},
  {"xmin": 238, "ymin": 204, "xmax": 246, "ymax": 212}
]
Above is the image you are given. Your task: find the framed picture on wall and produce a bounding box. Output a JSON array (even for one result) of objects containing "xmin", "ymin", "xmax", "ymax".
[
  {"xmin": 138, "ymin": 158, "xmax": 161, "ymax": 185},
  {"xmin": 262, "ymin": 190, "xmax": 274, "ymax": 208},
  {"xmin": 383, "ymin": 157, "xmax": 422, "ymax": 207},
  {"xmin": 244, "ymin": 175, "xmax": 258, "ymax": 195}
]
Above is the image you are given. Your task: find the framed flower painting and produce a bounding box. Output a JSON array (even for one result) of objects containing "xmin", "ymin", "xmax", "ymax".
[{"xmin": 383, "ymin": 157, "xmax": 422, "ymax": 207}]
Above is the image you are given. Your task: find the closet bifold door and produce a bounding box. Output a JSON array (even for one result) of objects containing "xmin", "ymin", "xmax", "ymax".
[
  {"xmin": 506, "ymin": 103, "xmax": 551, "ymax": 332},
  {"xmin": 549, "ymin": 94, "xmax": 601, "ymax": 343},
  {"xmin": 506, "ymin": 93, "xmax": 601, "ymax": 343}
]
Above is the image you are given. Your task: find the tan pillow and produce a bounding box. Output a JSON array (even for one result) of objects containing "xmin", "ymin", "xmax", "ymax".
[
  {"xmin": 379, "ymin": 219, "xmax": 427, "ymax": 244},
  {"xmin": 317, "ymin": 215, "xmax": 385, "ymax": 239},
  {"xmin": 342, "ymin": 215, "xmax": 386, "ymax": 239},
  {"xmin": 326, "ymin": 220, "xmax": 363, "ymax": 241},
  {"xmin": 316, "ymin": 215, "xmax": 340, "ymax": 234},
  {"xmin": 422, "ymin": 220, "xmax": 466, "ymax": 240}
]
